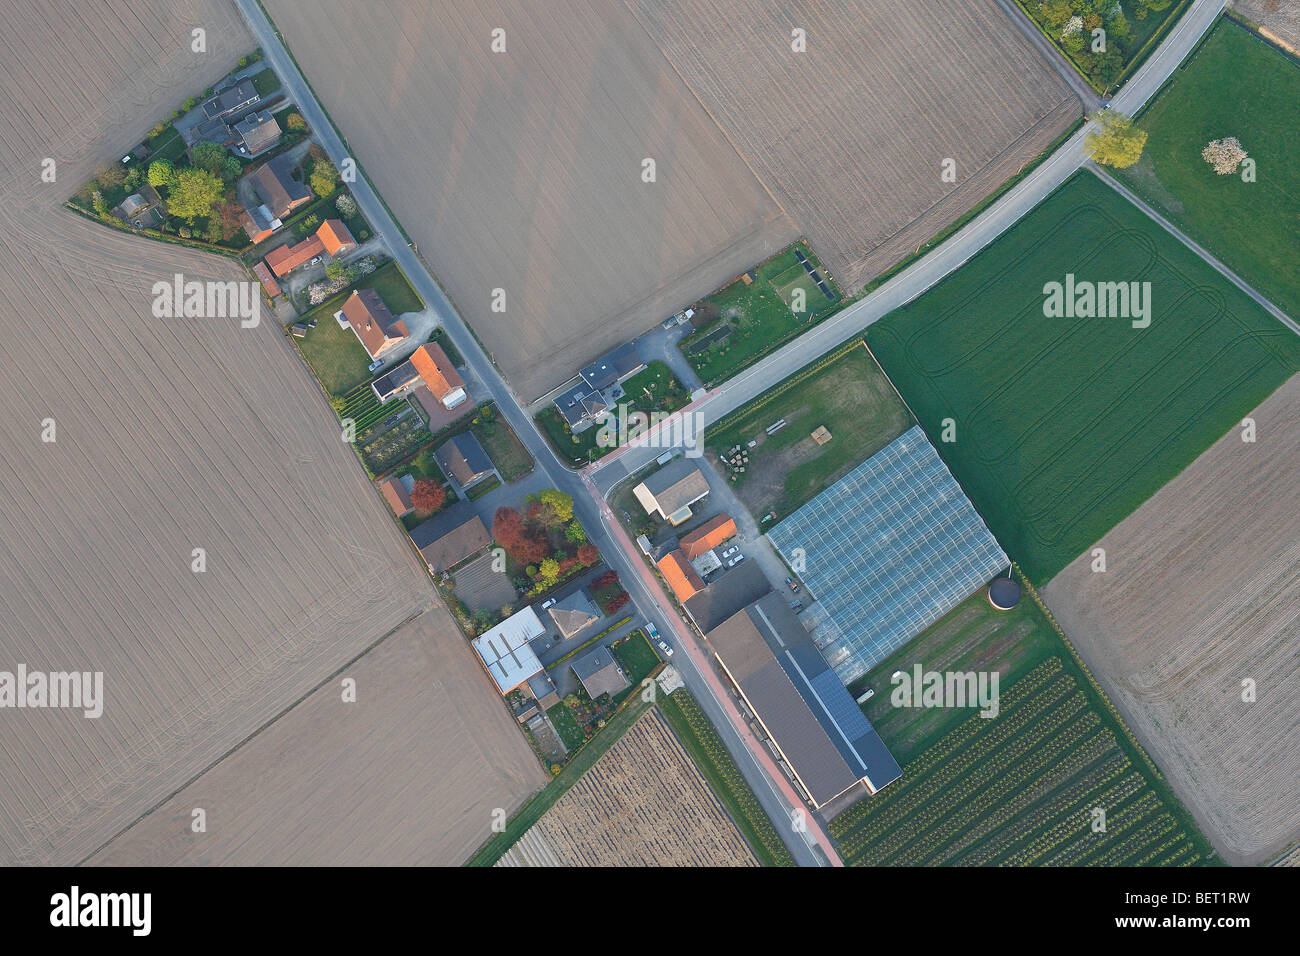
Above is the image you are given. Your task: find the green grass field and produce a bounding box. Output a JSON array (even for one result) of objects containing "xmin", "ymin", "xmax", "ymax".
[
  {"xmin": 706, "ymin": 342, "xmax": 911, "ymax": 522},
  {"xmin": 868, "ymin": 171, "xmax": 1300, "ymax": 583},
  {"xmin": 680, "ymin": 242, "xmax": 840, "ymax": 386},
  {"xmin": 471, "ymin": 407, "xmax": 533, "ymax": 482},
  {"xmin": 830, "ymin": 590, "xmax": 1215, "ymax": 867},
  {"xmin": 1118, "ymin": 18, "xmax": 1300, "ymax": 320}
]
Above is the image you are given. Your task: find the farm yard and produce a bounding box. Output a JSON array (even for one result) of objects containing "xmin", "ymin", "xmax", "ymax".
[
  {"xmin": 1043, "ymin": 375, "xmax": 1300, "ymax": 866},
  {"xmin": 867, "ymin": 171, "xmax": 1300, "ymax": 583},
  {"xmin": 0, "ymin": 0, "xmax": 438, "ymax": 866},
  {"xmin": 624, "ymin": 0, "xmax": 1080, "ymax": 296},
  {"xmin": 706, "ymin": 341, "xmax": 912, "ymax": 522},
  {"xmin": 88, "ymin": 608, "xmax": 545, "ymax": 865},
  {"xmin": 834, "ymin": 585, "xmax": 1216, "ymax": 871},
  {"xmin": 264, "ymin": 0, "xmax": 795, "ymax": 400},
  {"xmin": 1116, "ymin": 17, "xmax": 1300, "ymax": 319},
  {"xmin": 495, "ymin": 707, "xmax": 757, "ymax": 867},
  {"xmin": 680, "ymin": 242, "xmax": 841, "ymax": 385}
]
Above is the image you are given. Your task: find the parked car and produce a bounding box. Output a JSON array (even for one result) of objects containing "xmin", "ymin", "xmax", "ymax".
[
  {"xmin": 657, "ymin": 640, "xmax": 674, "ymax": 658},
  {"xmin": 727, "ymin": 554, "xmax": 745, "ymax": 568},
  {"xmin": 367, "ymin": 359, "xmax": 384, "ymax": 373},
  {"xmin": 721, "ymin": 546, "xmax": 740, "ymax": 559},
  {"xmin": 540, "ymin": 597, "xmax": 556, "ymax": 610},
  {"xmin": 309, "ymin": 255, "xmax": 323, "ymax": 265},
  {"xmin": 646, "ymin": 622, "xmax": 660, "ymax": 640},
  {"xmin": 790, "ymin": 601, "xmax": 803, "ymax": 611},
  {"xmin": 786, "ymin": 576, "xmax": 800, "ymax": 593}
]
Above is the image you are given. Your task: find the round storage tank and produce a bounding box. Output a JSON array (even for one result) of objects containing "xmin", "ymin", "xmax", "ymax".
[{"xmin": 988, "ymin": 577, "xmax": 1021, "ymax": 611}]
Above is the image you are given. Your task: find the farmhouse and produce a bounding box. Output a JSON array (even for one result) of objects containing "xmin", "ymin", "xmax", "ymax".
[
  {"xmin": 471, "ymin": 607, "xmax": 547, "ymax": 695},
  {"xmin": 570, "ymin": 646, "xmax": 629, "ymax": 700},
  {"xmin": 633, "ymin": 458, "xmax": 710, "ymax": 526},
  {"xmin": 657, "ymin": 549, "xmax": 703, "ymax": 603},
  {"xmin": 371, "ymin": 343, "xmax": 465, "ymax": 406},
  {"xmin": 435, "ymin": 432, "xmax": 495, "ymax": 491},
  {"xmin": 707, "ymin": 592, "xmax": 901, "ymax": 809},
  {"xmin": 340, "ymin": 288, "xmax": 409, "ymax": 359},
  {"xmin": 554, "ymin": 343, "xmax": 646, "ymax": 430},
  {"xmin": 679, "ymin": 513, "xmax": 737, "ymax": 561},
  {"xmin": 546, "ymin": 589, "xmax": 599, "ymax": 639},
  {"xmin": 201, "ymin": 78, "xmax": 259, "ymax": 119},
  {"xmin": 377, "ymin": 474, "xmax": 414, "ymax": 517},
  {"xmin": 316, "ymin": 218, "xmax": 356, "ymax": 256},
  {"xmin": 409, "ymin": 501, "xmax": 490, "ymax": 572},
  {"xmin": 682, "ymin": 558, "xmax": 770, "ymax": 634},
  {"xmin": 231, "ymin": 109, "xmax": 281, "ymax": 157},
  {"xmin": 241, "ymin": 155, "xmax": 312, "ymax": 242}
]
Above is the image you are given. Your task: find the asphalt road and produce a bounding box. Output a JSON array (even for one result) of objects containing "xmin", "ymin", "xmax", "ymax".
[
  {"xmin": 236, "ymin": 0, "xmax": 1230, "ymax": 868},
  {"xmin": 588, "ymin": 0, "xmax": 1232, "ymax": 487},
  {"xmin": 236, "ymin": 0, "xmax": 834, "ymax": 866}
]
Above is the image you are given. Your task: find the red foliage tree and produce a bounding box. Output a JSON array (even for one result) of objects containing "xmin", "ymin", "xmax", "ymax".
[
  {"xmin": 493, "ymin": 507, "xmax": 550, "ymax": 564},
  {"xmin": 593, "ymin": 569, "xmax": 619, "ymax": 590},
  {"xmin": 410, "ymin": 478, "xmax": 446, "ymax": 513},
  {"xmin": 603, "ymin": 593, "xmax": 630, "ymax": 616},
  {"xmin": 577, "ymin": 543, "xmax": 601, "ymax": 566}
]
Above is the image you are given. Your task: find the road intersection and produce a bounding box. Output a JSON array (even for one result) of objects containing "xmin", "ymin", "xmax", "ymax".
[{"xmin": 237, "ymin": 0, "xmax": 1230, "ymax": 867}]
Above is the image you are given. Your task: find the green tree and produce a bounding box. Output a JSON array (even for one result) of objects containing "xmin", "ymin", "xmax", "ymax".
[
  {"xmin": 309, "ymin": 159, "xmax": 339, "ymax": 197},
  {"xmin": 166, "ymin": 167, "xmax": 225, "ymax": 222},
  {"xmin": 537, "ymin": 558, "xmax": 560, "ymax": 587},
  {"xmin": 221, "ymin": 156, "xmax": 243, "ymax": 183},
  {"xmin": 1084, "ymin": 109, "xmax": 1147, "ymax": 169},
  {"xmin": 564, "ymin": 520, "xmax": 587, "ymax": 545},
  {"xmin": 148, "ymin": 158, "xmax": 176, "ymax": 188},
  {"xmin": 190, "ymin": 141, "xmax": 227, "ymax": 175},
  {"xmin": 539, "ymin": 488, "xmax": 574, "ymax": 524}
]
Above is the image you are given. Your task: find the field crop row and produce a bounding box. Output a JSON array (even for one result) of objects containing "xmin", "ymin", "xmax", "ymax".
[{"xmin": 830, "ymin": 657, "xmax": 1207, "ymax": 866}]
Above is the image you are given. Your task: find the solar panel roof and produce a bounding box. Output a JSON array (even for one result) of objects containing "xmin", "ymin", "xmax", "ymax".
[{"xmin": 767, "ymin": 426, "xmax": 1007, "ymax": 684}]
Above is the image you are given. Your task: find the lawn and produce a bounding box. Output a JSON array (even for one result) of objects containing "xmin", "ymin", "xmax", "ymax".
[
  {"xmin": 362, "ymin": 261, "xmax": 424, "ymax": 315},
  {"xmin": 546, "ymin": 702, "xmax": 587, "ymax": 753},
  {"xmin": 250, "ymin": 67, "xmax": 281, "ymax": 97},
  {"xmin": 294, "ymin": 312, "xmax": 371, "ymax": 397},
  {"xmin": 1117, "ymin": 18, "xmax": 1300, "ymax": 320},
  {"xmin": 830, "ymin": 585, "xmax": 1215, "ymax": 867},
  {"xmin": 706, "ymin": 341, "xmax": 912, "ymax": 522},
  {"xmin": 657, "ymin": 691, "xmax": 795, "ymax": 867},
  {"xmin": 680, "ymin": 241, "xmax": 841, "ymax": 386},
  {"xmin": 867, "ymin": 171, "xmax": 1300, "ymax": 584},
  {"xmin": 610, "ymin": 630, "xmax": 661, "ymax": 696},
  {"xmin": 470, "ymin": 404, "xmax": 534, "ymax": 481},
  {"xmin": 535, "ymin": 360, "xmax": 687, "ymax": 466}
]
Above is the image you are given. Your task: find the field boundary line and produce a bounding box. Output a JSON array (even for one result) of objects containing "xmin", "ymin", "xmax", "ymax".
[{"xmin": 1087, "ymin": 164, "xmax": 1300, "ymax": 336}]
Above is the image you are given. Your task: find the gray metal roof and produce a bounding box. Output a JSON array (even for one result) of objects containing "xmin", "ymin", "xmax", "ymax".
[{"xmin": 767, "ymin": 426, "xmax": 1007, "ymax": 684}]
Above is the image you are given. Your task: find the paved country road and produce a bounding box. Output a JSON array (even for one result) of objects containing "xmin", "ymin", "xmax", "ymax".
[
  {"xmin": 235, "ymin": 0, "xmax": 1228, "ymax": 867},
  {"xmin": 590, "ymin": 0, "xmax": 1231, "ymax": 489}
]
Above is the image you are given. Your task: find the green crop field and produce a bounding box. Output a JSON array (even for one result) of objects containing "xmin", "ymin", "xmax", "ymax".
[
  {"xmin": 830, "ymin": 590, "xmax": 1215, "ymax": 867},
  {"xmin": 868, "ymin": 171, "xmax": 1300, "ymax": 583},
  {"xmin": 1118, "ymin": 18, "xmax": 1300, "ymax": 320}
]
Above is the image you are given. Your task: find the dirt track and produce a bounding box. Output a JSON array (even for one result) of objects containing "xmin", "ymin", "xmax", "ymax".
[
  {"xmin": 0, "ymin": 0, "xmax": 530, "ymax": 866},
  {"xmin": 88, "ymin": 607, "xmax": 544, "ymax": 865},
  {"xmin": 263, "ymin": 0, "xmax": 796, "ymax": 400},
  {"xmin": 624, "ymin": 0, "xmax": 1080, "ymax": 293},
  {"xmin": 1044, "ymin": 375, "xmax": 1300, "ymax": 866}
]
